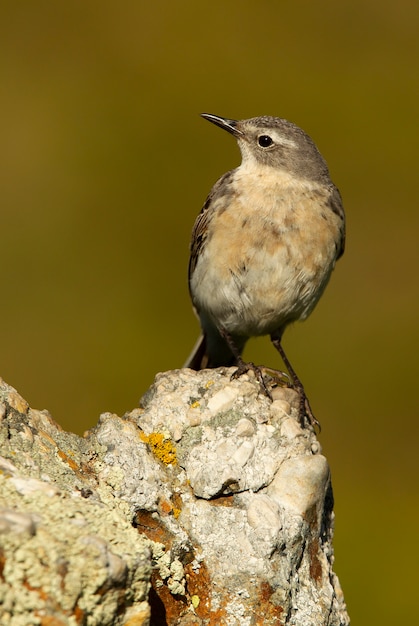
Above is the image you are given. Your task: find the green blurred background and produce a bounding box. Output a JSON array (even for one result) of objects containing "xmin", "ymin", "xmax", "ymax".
[{"xmin": 1, "ymin": 1, "xmax": 418, "ymax": 622}]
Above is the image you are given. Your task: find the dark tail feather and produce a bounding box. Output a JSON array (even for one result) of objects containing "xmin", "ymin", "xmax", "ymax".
[
  {"xmin": 184, "ymin": 333, "xmax": 239, "ymax": 370},
  {"xmin": 184, "ymin": 335, "xmax": 210, "ymax": 370}
]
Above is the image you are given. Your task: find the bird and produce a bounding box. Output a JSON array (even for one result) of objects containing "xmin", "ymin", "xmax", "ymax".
[{"xmin": 185, "ymin": 113, "xmax": 345, "ymax": 428}]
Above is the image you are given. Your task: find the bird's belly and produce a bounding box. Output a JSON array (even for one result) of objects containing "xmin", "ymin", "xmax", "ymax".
[{"xmin": 191, "ymin": 207, "xmax": 339, "ymax": 337}]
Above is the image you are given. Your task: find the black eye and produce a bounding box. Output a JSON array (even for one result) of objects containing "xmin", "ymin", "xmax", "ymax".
[{"xmin": 258, "ymin": 135, "xmax": 273, "ymax": 148}]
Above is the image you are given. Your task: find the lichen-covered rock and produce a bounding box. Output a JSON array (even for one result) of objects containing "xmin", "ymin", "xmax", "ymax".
[
  {"xmin": 0, "ymin": 370, "xmax": 350, "ymax": 625},
  {"xmin": 0, "ymin": 378, "xmax": 151, "ymax": 626}
]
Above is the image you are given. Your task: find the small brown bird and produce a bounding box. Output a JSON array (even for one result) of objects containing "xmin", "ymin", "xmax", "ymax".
[{"xmin": 185, "ymin": 114, "xmax": 345, "ymax": 427}]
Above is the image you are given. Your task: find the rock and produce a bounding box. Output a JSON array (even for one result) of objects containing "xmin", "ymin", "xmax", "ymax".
[{"xmin": 0, "ymin": 371, "xmax": 349, "ymax": 625}]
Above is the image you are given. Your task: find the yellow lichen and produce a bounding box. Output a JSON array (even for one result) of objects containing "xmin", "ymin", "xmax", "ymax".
[
  {"xmin": 140, "ymin": 431, "xmax": 177, "ymax": 465},
  {"xmin": 190, "ymin": 400, "xmax": 200, "ymax": 409}
]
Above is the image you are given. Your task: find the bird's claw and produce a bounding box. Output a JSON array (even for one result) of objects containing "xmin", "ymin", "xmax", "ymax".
[
  {"xmin": 231, "ymin": 361, "xmax": 273, "ymax": 400},
  {"xmin": 230, "ymin": 359, "xmax": 321, "ymax": 432}
]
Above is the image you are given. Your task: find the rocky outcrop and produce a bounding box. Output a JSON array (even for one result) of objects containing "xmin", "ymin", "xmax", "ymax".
[{"xmin": 0, "ymin": 369, "xmax": 349, "ymax": 625}]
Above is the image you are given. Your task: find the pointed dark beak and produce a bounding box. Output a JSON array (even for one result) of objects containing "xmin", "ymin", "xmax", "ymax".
[{"xmin": 201, "ymin": 113, "xmax": 243, "ymax": 137}]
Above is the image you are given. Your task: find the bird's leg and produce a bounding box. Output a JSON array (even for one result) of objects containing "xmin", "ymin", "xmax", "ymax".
[
  {"xmin": 218, "ymin": 327, "xmax": 273, "ymax": 399},
  {"xmin": 270, "ymin": 334, "xmax": 320, "ymax": 431}
]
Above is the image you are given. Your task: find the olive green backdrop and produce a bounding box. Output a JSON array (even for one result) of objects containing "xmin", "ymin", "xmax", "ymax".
[{"xmin": 1, "ymin": 1, "xmax": 418, "ymax": 623}]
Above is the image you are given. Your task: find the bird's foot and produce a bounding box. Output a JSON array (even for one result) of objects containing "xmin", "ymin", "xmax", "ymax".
[
  {"xmin": 270, "ymin": 335, "xmax": 321, "ymax": 431},
  {"xmin": 230, "ymin": 357, "xmax": 320, "ymax": 431},
  {"xmin": 258, "ymin": 366, "xmax": 291, "ymax": 387},
  {"xmin": 293, "ymin": 380, "xmax": 321, "ymax": 432},
  {"xmin": 230, "ymin": 360, "xmax": 273, "ymax": 400}
]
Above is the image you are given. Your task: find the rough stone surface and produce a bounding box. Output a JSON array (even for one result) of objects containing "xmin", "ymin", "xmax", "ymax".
[
  {"xmin": 0, "ymin": 379, "xmax": 151, "ymax": 626},
  {"xmin": 0, "ymin": 370, "xmax": 350, "ymax": 625}
]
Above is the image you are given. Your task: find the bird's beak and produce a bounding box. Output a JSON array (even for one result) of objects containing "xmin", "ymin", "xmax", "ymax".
[{"xmin": 201, "ymin": 113, "xmax": 243, "ymax": 137}]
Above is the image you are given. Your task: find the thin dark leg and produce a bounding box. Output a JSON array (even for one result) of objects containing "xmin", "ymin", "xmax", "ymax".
[
  {"xmin": 218, "ymin": 327, "xmax": 273, "ymax": 399},
  {"xmin": 270, "ymin": 334, "xmax": 320, "ymax": 431}
]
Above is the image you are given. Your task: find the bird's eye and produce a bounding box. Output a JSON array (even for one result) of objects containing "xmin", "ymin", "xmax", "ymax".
[{"xmin": 258, "ymin": 135, "xmax": 273, "ymax": 148}]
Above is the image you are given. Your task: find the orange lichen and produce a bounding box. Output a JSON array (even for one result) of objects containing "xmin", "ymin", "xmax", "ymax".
[
  {"xmin": 140, "ymin": 431, "xmax": 177, "ymax": 465},
  {"xmin": 159, "ymin": 499, "xmax": 173, "ymax": 515},
  {"xmin": 57, "ymin": 449, "xmax": 79, "ymax": 472},
  {"xmin": 171, "ymin": 491, "xmax": 183, "ymax": 519},
  {"xmin": 308, "ymin": 537, "xmax": 323, "ymax": 583}
]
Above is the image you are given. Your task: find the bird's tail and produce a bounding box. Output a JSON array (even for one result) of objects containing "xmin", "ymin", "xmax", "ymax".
[
  {"xmin": 183, "ymin": 334, "xmax": 210, "ymax": 370},
  {"xmin": 184, "ymin": 332, "xmax": 241, "ymax": 370}
]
